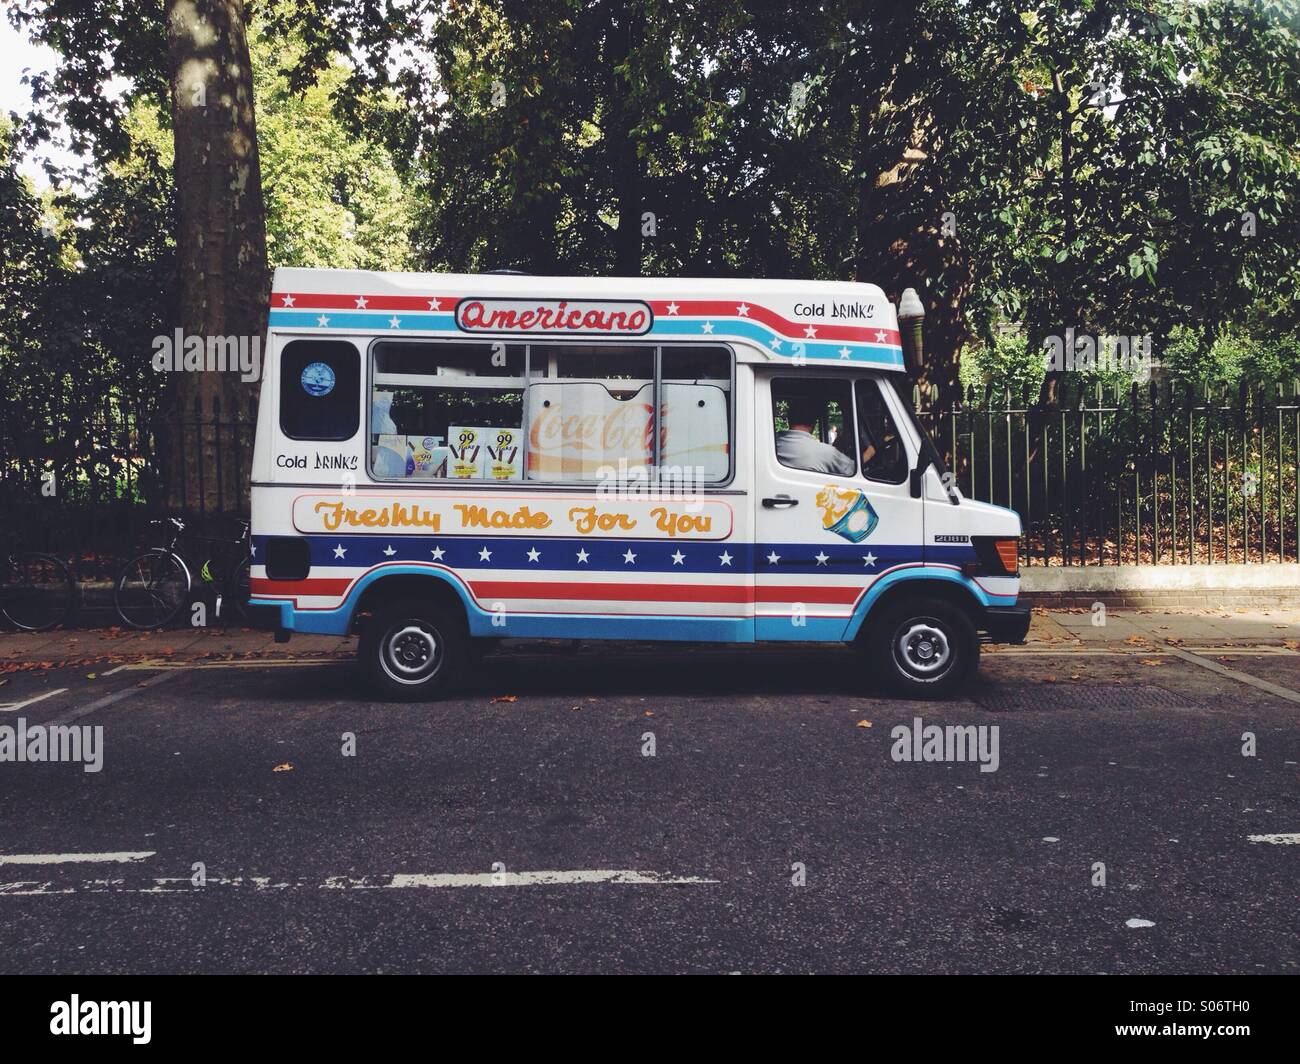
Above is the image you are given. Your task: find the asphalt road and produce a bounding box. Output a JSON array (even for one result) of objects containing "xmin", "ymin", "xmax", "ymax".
[{"xmin": 0, "ymin": 641, "xmax": 1296, "ymax": 973}]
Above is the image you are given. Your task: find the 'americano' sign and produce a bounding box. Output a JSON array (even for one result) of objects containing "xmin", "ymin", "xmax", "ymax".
[{"xmin": 455, "ymin": 298, "xmax": 653, "ymax": 336}]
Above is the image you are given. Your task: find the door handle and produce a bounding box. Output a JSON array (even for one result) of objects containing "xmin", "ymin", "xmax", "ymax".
[{"xmin": 762, "ymin": 495, "xmax": 799, "ymax": 508}]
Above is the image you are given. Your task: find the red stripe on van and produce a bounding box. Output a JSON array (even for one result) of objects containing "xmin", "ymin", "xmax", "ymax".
[
  {"xmin": 470, "ymin": 580, "xmax": 860, "ymax": 605},
  {"xmin": 250, "ymin": 577, "xmax": 352, "ymax": 597}
]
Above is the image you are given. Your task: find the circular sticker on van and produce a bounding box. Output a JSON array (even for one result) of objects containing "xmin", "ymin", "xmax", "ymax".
[{"xmin": 301, "ymin": 361, "xmax": 336, "ymax": 397}]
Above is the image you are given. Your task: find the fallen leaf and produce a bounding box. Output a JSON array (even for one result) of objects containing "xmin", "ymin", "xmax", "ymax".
[
  {"xmin": 272, "ymin": 763, "xmax": 294, "ymax": 773},
  {"xmin": 1138, "ymin": 658, "xmax": 1165, "ymax": 666},
  {"xmin": 1043, "ymin": 675, "xmax": 1057, "ymax": 683},
  {"xmin": 856, "ymin": 719, "xmax": 872, "ymax": 728},
  {"xmin": 643, "ymin": 710, "xmax": 655, "ymax": 717},
  {"xmin": 86, "ymin": 672, "xmax": 97, "ymax": 680},
  {"xmin": 490, "ymin": 695, "xmax": 518, "ymax": 704}
]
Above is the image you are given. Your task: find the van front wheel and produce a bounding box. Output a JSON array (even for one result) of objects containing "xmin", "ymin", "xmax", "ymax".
[
  {"xmin": 361, "ymin": 601, "xmax": 465, "ymax": 700},
  {"xmin": 867, "ymin": 596, "xmax": 979, "ymax": 699}
]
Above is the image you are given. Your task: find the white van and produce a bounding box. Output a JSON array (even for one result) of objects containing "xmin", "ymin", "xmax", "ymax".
[{"xmin": 248, "ymin": 268, "xmax": 1029, "ymax": 698}]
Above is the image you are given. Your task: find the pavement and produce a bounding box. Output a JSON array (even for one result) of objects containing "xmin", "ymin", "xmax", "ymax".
[{"xmin": 0, "ymin": 607, "xmax": 1296, "ymax": 974}]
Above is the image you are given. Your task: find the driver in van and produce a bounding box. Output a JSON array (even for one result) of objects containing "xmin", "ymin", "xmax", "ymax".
[{"xmin": 776, "ymin": 399, "xmax": 856, "ymax": 476}]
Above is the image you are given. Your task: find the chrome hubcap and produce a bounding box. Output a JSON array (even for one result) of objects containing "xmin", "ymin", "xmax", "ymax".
[
  {"xmin": 896, "ymin": 621, "xmax": 952, "ymax": 677},
  {"xmin": 382, "ymin": 623, "xmax": 440, "ymax": 683}
]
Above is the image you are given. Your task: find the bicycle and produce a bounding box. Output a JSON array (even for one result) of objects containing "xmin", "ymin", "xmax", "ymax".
[
  {"xmin": 113, "ymin": 517, "xmax": 252, "ymax": 630},
  {"xmin": 0, "ymin": 551, "xmax": 79, "ymax": 632}
]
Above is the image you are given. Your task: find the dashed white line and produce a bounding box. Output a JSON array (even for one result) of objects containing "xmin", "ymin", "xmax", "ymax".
[
  {"xmin": 325, "ymin": 870, "xmax": 719, "ymax": 889},
  {"xmin": 1247, "ymin": 833, "xmax": 1300, "ymax": 845},
  {"xmin": 0, "ymin": 851, "xmax": 156, "ymax": 866}
]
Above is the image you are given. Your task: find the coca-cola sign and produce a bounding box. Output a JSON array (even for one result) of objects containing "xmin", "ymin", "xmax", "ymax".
[{"xmin": 456, "ymin": 298, "xmax": 653, "ymax": 336}]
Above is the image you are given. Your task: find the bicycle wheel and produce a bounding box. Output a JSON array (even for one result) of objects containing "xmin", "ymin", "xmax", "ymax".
[
  {"xmin": 114, "ymin": 550, "xmax": 190, "ymax": 630},
  {"xmin": 223, "ymin": 552, "xmax": 252, "ymax": 623},
  {"xmin": 0, "ymin": 552, "xmax": 77, "ymax": 632}
]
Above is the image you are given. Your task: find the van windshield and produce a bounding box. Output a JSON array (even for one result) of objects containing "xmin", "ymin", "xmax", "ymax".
[{"xmin": 885, "ymin": 375, "xmax": 955, "ymax": 494}]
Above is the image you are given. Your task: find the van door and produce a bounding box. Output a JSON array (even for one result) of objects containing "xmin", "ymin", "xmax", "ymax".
[{"xmin": 753, "ymin": 372, "xmax": 921, "ymax": 641}]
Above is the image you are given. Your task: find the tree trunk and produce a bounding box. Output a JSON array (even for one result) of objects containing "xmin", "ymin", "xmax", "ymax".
[{"xmin": 163, "ymin": 0, "xmax": 268, "ymax": 520}]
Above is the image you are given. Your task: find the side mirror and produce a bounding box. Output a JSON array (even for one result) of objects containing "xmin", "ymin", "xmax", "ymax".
[{"xmin": 909, "ymin": 467, "xmax": 924, "ymax": 498}]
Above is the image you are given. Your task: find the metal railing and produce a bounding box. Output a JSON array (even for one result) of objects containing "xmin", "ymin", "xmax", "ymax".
[
  {"xmin": 917, "ymin": 379, "xmax": 1300, "ymax": 566},
  {"xmin": 3, "ymin": 382, "xmax": 1297, "ymax": 569}
]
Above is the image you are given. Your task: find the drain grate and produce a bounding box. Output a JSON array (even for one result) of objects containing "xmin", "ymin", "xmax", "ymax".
[{"xmin": 974, "ymin": 684, "xmax": 1196, "ymax": 712}]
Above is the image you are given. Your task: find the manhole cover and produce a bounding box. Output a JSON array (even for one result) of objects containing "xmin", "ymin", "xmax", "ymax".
[{"xmin": 975, "ymin": 684, "xmax": 1195, "ymax": 712}]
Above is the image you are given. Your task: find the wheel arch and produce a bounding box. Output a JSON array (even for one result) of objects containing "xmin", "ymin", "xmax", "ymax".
[
  {"xmin": 845, "ymin": 568, "xmax": 986, "ymax": 643},
  {"xmin": 347, "ymin": 568, "xmax": 474, "ymax": 635}
]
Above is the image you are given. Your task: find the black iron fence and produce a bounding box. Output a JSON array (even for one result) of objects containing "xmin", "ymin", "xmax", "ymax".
[
  {"xmin": 917, "ymin": 379, "xmax": 1300, "ymax": 566},
  {"xmin": 2, "ymin": 382, "xmax": 1298, "ymax": 572},
  {"xmin": 0, "ymin": 394, "xmax": 255, "ymax": 581}
]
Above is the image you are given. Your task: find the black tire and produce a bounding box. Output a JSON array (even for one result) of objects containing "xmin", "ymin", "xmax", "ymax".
[
  {"xmin": 0, "ymin": 552, "xmax": 78, "ymax": 632},
  {"xmin": 222, "ymin": 552, "xmax": 252, "ymax": 624},
  {"xmin": 114, "ymin": 550, "xmax": 190, "ymax": 630},
  {"xmin": 360, "ymin": 600, "xmax": 467, "ymax": 701},
  {"xmin": 867, "ymin": 595, "xmax": 979, "ymax": 699}
]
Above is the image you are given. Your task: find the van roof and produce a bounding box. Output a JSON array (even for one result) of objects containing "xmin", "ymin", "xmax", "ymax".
[{"xmin": 269, "ymin": 267, "xmax": 906, "ymax": 371}]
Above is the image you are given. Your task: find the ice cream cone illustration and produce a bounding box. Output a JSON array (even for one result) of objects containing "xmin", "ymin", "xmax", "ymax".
[{"xmin": 816, "ymin": 484, "xmax": 878, "ymax": 543}]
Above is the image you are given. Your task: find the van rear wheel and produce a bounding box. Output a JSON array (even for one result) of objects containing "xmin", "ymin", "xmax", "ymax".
[
  {"xmin": 361, "ymin": 600, "xmax": 466, "ymax": 700},
  {"xmin": 867, "ymin": 595, "xmax": 978, "ymax": 699}
]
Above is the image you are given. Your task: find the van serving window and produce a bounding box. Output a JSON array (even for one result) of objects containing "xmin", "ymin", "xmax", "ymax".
[
  {"xmin": 370, "ymin": 340, "xmax": 526, "ymax": 480},
  {"xmin": 368, "ymin": 340, "xmax": 733, "ymax": 486},
  {"xmin": 280, "ymin": 339, "xmax": 361, "ymax": 441}
]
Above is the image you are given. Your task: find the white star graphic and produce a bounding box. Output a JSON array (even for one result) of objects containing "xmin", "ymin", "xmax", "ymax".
[
  {"xmin": 666, "ymin": 302, "xmax": 680, "ymax": 315},
  {"xmin": 333, "ymin": 544, "xmax": 347, "ymax": 559},
  {"xmin": 281, "ymin": 294, "xmax": 295, "ymax": 307},
  {"xmin": 701, "ymin": 321, "xmax": 714, "ymax": 334},
  {"xmin": 862, "ymin": 552, "xmax": 878, "ymax": 567},
  {"xmin": 317, "ymin": 314, "xmax": 330, "ymax": 327},
  {"xmin": 768, "ymin": 337, "xmax": 782, "ymax": 350},
  {"xmin": 814, "ymin": 551, "xmax": 829, "ymax": 566},
  {"xmin": 623, "ymin": 549, "xmax": 637, "ymax": 564},
  {"xmin": 427, "ymin": 297, "xmax": 441, "ymax": 311},
  {"xmin": 874, "ymin": 329, "xmax": 889, "ymax": 343},
  {"xmin": 389, "ymin": 316, "xmax": 402, "ymax": 329},
  {"xmin": 478, "ymin": 546, "xmax": 492, "ymax": 562},
  {"xmin": 736, "ymin": 303, "xmax": 750, "ymax": 316},
  {"xmin": 718, "ymin": 550, "xmax": 733, "ymax": 566},
  {"xmin": 671, "ymin": 550, "xmax": 685, "ymax": 566},
  {"xmin": 382, "ymin": 544, "xmax": 396, "ymax": 557},
  {"xmin": 766, "ymin": 550, "xmax": 781, "ymax": 565},
  {"xmin": 430, "ymin": 546, "xmax": 445, "ymax": 561},
  {"xmin": 249, "ymin": 543, "xmax": 256, "ymax": 557},
  {"xmin": 838, "ymin": 346, "xmax": 852, "ymax": 359},
  {"xmin": 526, "ymin": 547, "xmax": 541, "ymax": 562},
  {"xmin": 355, "ymin": 296, "xmax": 369, "ymax": 309},
  {"xmin": 576, "ymin": 549, "xmax": 590, "ymax": 564},
  {"xmin": 804, "ymin": 325, "xmax": 818, "ymax": 338}
]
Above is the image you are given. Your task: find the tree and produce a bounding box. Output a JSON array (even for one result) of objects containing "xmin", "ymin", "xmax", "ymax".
[{"xmin": 12, "ymin": 0, "xmax": 269, "ymax": 513}]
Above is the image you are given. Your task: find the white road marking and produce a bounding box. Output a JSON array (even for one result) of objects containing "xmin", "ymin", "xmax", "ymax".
[
  {"xmin": 325, "ymin": 870, "xmax": 719, "ymax": 889},
  {"xmin": 1125, "ymin": 918, "xmax": 1155, "ymax": 929},
  {"xmin": 0, "ymin": 851, "xmax": 155, "ymax": 866},
  {"xmin": 116, "ymin": 659, "xmax": 348, "ymax": 671},
  {"xmin": 0, "ymin": 687, "xmax": 67, "ymax": 713},
  {"xmin": 48, "ymin": 668, "xmax": 186, "ymax": 726},
  {"xmin": 1247, "ymin": 833, "xmax": 1300, "ymax": 845},
  {"xmin": 0, "ymin": 868, "xmax": 718, "ymax": 895},
  {"xmin": 1164, "ymin": 647, "xmax": 1300, "ymax": 705}
]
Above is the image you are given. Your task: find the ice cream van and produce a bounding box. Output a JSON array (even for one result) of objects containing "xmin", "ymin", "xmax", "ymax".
[{"xmin": 248, "ymin": 268, "xmax": 1030, "ymax": 699}]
